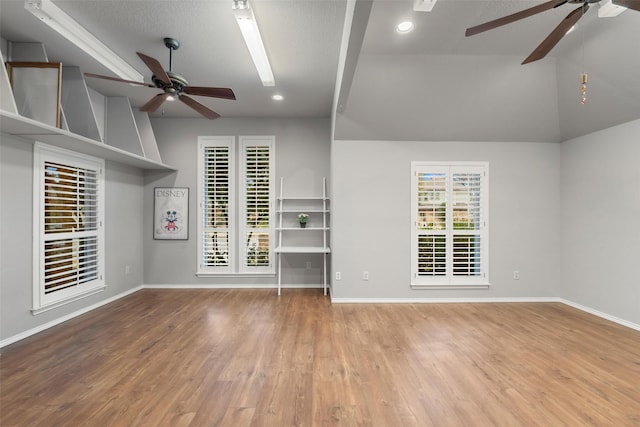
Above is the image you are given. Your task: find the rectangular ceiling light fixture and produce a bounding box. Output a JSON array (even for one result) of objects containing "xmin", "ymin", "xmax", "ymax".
[
  {"xmin": 598, "ymin": 0, "xmax": 627, "ymax": 17},
  {"xmin": 232, "ymin": 0, "xmax": 275, "ymax": 87},
  {"xmin": 413, "ymin": 0, "xmax": 438, "ymax": 12},
  {"xmin": 24, "ymin": 0, "xmax": 144, "ymax": 83}
]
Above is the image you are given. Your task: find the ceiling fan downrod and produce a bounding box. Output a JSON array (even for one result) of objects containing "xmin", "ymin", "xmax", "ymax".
[{"xmin": 164, "ymin": 37, "xmax": 180, "ymax": 73}]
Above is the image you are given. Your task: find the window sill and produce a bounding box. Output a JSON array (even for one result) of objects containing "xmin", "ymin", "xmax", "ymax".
[
  {"xmin": 411, "ymin": 283, "xmax": 491, "ymax": 290},
  {"xmin": 32, "ymin": 285, "xmax": 106, "ymax": 315},
  {"xmin": 196, "ymin": 272, "xmax": 276, "ymax": 278}
]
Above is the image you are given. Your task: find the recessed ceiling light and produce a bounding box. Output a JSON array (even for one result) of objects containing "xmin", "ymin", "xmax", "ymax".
[
  {"xmin": 272, "ymin": 94, "xmax": 284, "ymax": 101},
  {"xmin": 396, "ymin": 21, "xmax": 415, "ymax": 34}
]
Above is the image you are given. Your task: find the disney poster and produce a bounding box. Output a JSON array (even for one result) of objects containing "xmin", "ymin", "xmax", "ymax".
[{"xmin": 154, "ymin": 187, "xmax": 189, "ymax": 240}]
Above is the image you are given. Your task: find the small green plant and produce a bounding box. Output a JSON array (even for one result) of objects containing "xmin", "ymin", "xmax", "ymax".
[{"xmin": 298, "ymin": 213, "xmax": 309, "ymax": 224}]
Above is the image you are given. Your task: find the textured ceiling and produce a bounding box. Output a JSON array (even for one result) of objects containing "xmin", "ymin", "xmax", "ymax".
[{"xmin": 1, "ymin": 0, "xmax": 638, "ymax": 134}]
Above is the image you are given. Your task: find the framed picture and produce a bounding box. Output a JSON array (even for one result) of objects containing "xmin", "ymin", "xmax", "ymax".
[
  {"xmin": 7, "ymin": 62, "xmax": 62, "ymax": 128},
  {"xmin": 154, "ymin": 187, "xmax": 189, "ymax": 240}
]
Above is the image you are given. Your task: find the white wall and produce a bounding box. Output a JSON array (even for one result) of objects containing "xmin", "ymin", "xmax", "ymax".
[
  {"xmin": 330, "ymin": 139, "xmax": 562, "ymax": 300},
  {"xmin": 560, "ymin": 119, "xmax": 640, "ymax": 325},
  {"xmin": 144, "ymin": 117, "xmax": 331, "ymax": 286},
  {"xmin": 335, "ymin": 53, "xmax": 561, "ymax": 142},
  {"xmin": 0, "ymin": 134, "xmax": 145, "ymax": 342}
]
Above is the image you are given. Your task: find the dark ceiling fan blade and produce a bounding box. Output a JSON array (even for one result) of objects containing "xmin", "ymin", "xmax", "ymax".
[
  {"xmin": 466, "ymin": 0, "xmax": 568, "ymax": 36},
  {"xmin": 136, "ymin": 52, "xmax": 171, "ymax": 85},
  {"xmin": 180, "ymin": 95, "xmax": 221, "ymax": 120},
  {"xmin": 611, "ymin": 0, "xmax": 640, "ymax": 11},
  {"xmin": 183, "ymin": 86, "xmax": 236, "ymax": 100},
  {"xmin": 522, "ymin": 5, "xmax": 586, "ymax": 64},
  {"xmin": 84, "ymin": 72, "xmax": 155, "ymax": 87},
  {"xmin": 139, "ymin": 93, "xmax": 171, "ymax": 112}
]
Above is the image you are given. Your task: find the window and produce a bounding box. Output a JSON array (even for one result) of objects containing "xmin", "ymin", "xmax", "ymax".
[
  {"xmin": 197, "ymin": 136, "xmax": 274, "ymax": 275},
  {"xmin": 411, "ymin": 162, "xmax": 488, "ymax": 288},
  {"xmin": 33, "ymin": 144, "xmax": 105, "ymax": 313}
]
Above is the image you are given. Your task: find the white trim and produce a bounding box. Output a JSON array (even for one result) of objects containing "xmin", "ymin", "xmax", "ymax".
[
  {"xmin": 560, "ymin": 299, "xmax": 640, "ymax": 332},
  {"xmin": 0, "ymin": 286, "xmax": 142, "ymax": 349},
  {"xmin": 31, "ymin": 285, "xmax": 105, "ymax": 315},
  {"xmin": 144, "ymin": 283, "xmax": 321, "ymax": 289},
  {"xmin": 330, "ymin": 297, "xmax": 561, "ymax": 304}
]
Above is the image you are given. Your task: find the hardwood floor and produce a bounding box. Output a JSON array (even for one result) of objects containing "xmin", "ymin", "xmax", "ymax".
[{"xmin": 1, "ymin": 289, "xmax": 639, "ymax": 426}]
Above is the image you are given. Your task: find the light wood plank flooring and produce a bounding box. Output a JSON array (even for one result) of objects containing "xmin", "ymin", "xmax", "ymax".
[{"xmin": 1, "ymin": 289, "xmax": 639, "ymax": 426}]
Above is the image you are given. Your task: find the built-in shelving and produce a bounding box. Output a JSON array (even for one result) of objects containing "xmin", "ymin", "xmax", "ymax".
[
  {"xmin": 0, "ymin": 110, "xmax": 174, "ymax": 170},
  {"xmin": 0, "ymin": 45, "xmax": 174, "ymax": 171},
  {"xmin": 275, "ymin": 177, "xmax": 330, "ymax": 295}
]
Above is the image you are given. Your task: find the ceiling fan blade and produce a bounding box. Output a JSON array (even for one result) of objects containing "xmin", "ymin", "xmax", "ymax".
[
  {"xmin": 136, "ymin": 52, "xmax": 171, "ymax": 85},
  {"xmin": 84, "ymin": 72, "xmax": 155, "ymax": 87},
  {"xmin": 522, "ymin": 5, "xmax": 586, "ymax": 64},
  {"xmin": 611, "ymin": 0, "xmax": 640, "ymax": 11},
  {"xmin": 183, "ymin": 86, "xmax": 236, "ymax": 100},
  {"xmin": 180, "ymin": 95, "xmax": 221, "ymax": 120},
  {"xmin": 466, "ymin": 0, "xmax": 568, "ymax": 36},
  {"xmin": 139, "ymin": 93, "xmax": 171, "ymax": 112}
]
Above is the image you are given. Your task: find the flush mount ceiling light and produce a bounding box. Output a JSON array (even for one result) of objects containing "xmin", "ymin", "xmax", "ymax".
[
  {"xmin": 232, "ymin": 0, "xmax": 275, "ymax": 87},
  {"xmin": 24, "ymin": 0, "xmax": 143, "ymax": 83},
  {"xmin": 396, "ymin": 21, "xmax": 415, "ymax": 34},
  {"xmin": 271, "ymin": 94, "xmax": 283, "ymax": 101}
]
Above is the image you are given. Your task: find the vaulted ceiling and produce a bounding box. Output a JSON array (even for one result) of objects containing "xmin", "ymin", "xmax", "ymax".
[{"xmin": 1, "ymin": 0, "xmax": 639, "ymax": 142}]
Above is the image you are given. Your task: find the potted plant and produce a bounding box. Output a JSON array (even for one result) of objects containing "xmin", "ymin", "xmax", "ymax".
[{"xmin": 298, "ymin": 213, "xmax": 309, "ymax": 228}]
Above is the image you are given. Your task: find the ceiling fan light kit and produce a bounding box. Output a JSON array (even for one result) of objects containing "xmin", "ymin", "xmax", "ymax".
[
  {"xmin": 465, "ymin": 0, "xmax": 640, "ymax": 64},
  {"xmin": 24, "ymin": 0, "xmax": 144, "ymax": 83}
]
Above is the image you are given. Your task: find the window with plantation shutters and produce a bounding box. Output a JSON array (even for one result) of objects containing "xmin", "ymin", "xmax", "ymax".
[
  {"xmin": 197, "ymin": 136, "xmax": 274, "ymax": 275},
  {"xmin": 33, "ymin": 144, "xmax": 105, "ymax": 312},
  {"xmin": 411, "ymin": 162, "xmax": 489, "ymax": 288},
  {"xmin": 240, "ymin": 140, "xmax": 273, "ymax": 272},
  {"xmin": 200, "ymin": 141, "xmax": 233, "ymax": 271}
]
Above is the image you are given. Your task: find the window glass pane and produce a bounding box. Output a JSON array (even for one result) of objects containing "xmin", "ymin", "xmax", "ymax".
[
  {"xmin": 245, "ymin": 231, "xmax": 270, "ymax": 266},
  {"xmin": 203, "ymin": 147, "xmax": 230, "ymax": 228},
  {"xmin": 452, "ymin": 235, "xmax": 482, "ymax": 276},
  {"xmin": 452, "ymin": 172, "xmax": 482, "ymax": 230},
  {"xmin": 203, "ymin": 231, "xmax": 229, "ymax": 266},
  {"xmin": 417, "ymin": 235, "xmax": 446, "ymax": 276},
  {"xmin": 417, "ymin": 173, "xmax": 446, "ymax": 230}
]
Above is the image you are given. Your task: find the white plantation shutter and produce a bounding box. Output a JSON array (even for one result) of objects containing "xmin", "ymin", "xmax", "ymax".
[
  {"xmin": 240, "ymin": 137, "xmax": 274, "ymax": 273},
  {"xmin": 198, "ymin": 137, "xmax": 235, "ymax": 272},
  {"xmin": 197, "ymin": 136, "xmax": 274, "ymax": 275},
  {"xmin": 34, "ymin": 144, "xmax": 105, "ymax": 311},
  {"xmin": 201, "ymin": 141, "xmax": 233, "ymax": 270},
  {"xmin": 412, "ymin": 162, "xmax": 488, "ymax": 287}
]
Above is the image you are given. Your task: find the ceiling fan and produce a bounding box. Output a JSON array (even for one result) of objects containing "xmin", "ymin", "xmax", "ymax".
[
  {"xmin": 465, "ymin": 0, "xmax": 640, "ymax": 64},
  {"xmin": 85, "ymin": 37, "xmax": 235, "ymax": 119}
]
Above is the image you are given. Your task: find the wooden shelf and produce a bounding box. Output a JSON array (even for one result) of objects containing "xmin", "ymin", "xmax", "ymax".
[{"xmin": 1, "ymin": 110, "xmax": 175, "ymax": 171}]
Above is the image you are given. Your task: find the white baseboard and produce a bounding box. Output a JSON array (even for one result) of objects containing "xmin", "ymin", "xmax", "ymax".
[
  {"xmin": 330, "ymin": 296, "xmax": 561, "ymax": 304},
  {"xmin": 561, "ymin": 299, "xmax": 640, "ymax": 332},
  {"xmin": 143, "ymin": 283, "xmax": 322, "ymax": 289},
  {"xmin": 0, "ymin": 285, "xmax": 143, "ymax": 349}
]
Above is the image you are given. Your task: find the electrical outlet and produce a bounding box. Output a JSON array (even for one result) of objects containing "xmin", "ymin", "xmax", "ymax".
[
  {"xmin": 306, "ymin": 261, "xmax": 312, "ymax": 270},
  {"xmin": 513, "ymin": 270, "xmax": 520, "ymax": 280},
  {"xmin": 125, "ymin": 265, "xmax": 131, "ymax": 275},
  {"xmin": 362, "ymin": 271, "xmax": 369, "ymax": 281},
  {"xmin": 335, "ymin": 271, "xmax": 341, "ymax": 281}
]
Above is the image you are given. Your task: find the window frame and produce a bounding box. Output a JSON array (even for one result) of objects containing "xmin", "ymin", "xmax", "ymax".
[
  {"xmin": 197, "ymin": 136, "xmax": 275, "ymax": 276},
  {"xmin": 32, "ymin": 143, "xmax": 105, "ymax": 313},
  {"xmin": 411, "ymin": 161, "xmax": 489, "ymax": 289}
]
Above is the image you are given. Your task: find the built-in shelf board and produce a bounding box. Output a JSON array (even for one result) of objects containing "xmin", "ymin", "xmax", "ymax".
[{"xmin": 0, "ymin": 110, "xmax": 175, "ymax": 170}]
